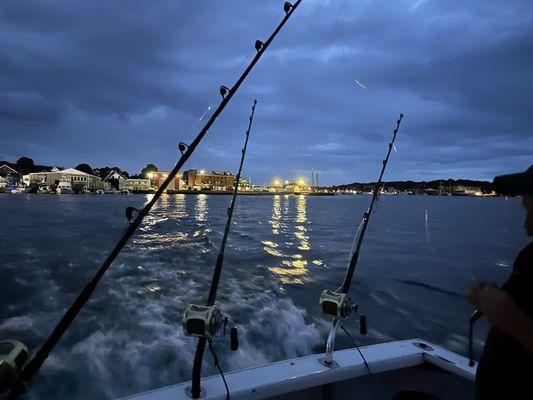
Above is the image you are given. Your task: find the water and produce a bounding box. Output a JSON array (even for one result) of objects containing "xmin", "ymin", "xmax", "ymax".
[{"xmin": 0, "ymin": 194, "xmax": 528, "ymax": 399}]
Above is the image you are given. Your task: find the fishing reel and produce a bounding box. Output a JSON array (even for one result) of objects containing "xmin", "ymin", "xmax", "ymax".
[
  {"xmin": 320, "ymin": 290, "xmax": 353, "ymax": 319},
  {"xmin": 320, "ymin": 291, "xmax": 368, "ymax": 335},
  {"xmin": 183, "ymin": 305, "xmax": 223, "ymax": 338},
  {"xmin": 0, "ymin": 340, "xmax": 28, "ymax": 393},
  {"xmin": 182, "ymin": 305, "xmax": 239, "ymax": 350}
]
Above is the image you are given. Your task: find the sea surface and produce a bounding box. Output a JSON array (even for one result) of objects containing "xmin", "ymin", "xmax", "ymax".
[{"xmin": 0, "ymin": 194, "xmax": 528, "ymax": 399}]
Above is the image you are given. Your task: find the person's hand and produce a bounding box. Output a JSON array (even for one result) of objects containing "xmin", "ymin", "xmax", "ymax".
[
  {"xmin": 468, "ymin": 282, "xmax": 520, "ymax": 333},
  {"xmin": 467, "ymin": 281, "xmax": 492, "ymax": 308}
]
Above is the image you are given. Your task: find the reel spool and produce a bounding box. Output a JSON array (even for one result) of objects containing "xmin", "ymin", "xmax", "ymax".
[
  {"xmin": 182, "ymin": 305, "xmax": 223, "ymax": 338},
  {"xmin": 319, "ymin": 290, "xmax": 353, "ymax": 320},
  {"xmin": 0, "ymin": 340, "xmax": 28, "ymax": 393}
]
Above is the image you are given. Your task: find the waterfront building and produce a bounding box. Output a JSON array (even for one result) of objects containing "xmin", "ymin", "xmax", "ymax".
[
  {"xmin": 125, "ymin": 178, "xmax": 151, "ymax": 192},
  {"xmin": 451, "ymin": 185, "xmax": 482, "ymax": 196},
  {"xmin": 0, "ymin": 164, "xmax": 22, "ymax": 188},
  {"xmin": 152, "ymin": 172, "xmax": 185, "ymax": 191},
  {"xmin": 238, "ymin": 178, "xmax": 253, "ymax": 191},
  {"xmin": 103, "ymin": 170, "xmax": 128, "ymax": 191},
  {"xmin": 283, "ymin": 179, "xmax": 309, "ymax": 193},
  {"xmin": 26, "ymin": 168, "xmax": 102, "ymax": 191},
  {"xmin": 183, "ymin": 170, "xmax": 235, "ymax": 191}
]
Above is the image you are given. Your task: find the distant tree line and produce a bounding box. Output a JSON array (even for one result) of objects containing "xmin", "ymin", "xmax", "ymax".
[
  {"xmin": 332, "ymin": 179, "xmax": 494, "ymax": 194},
  {"xmin": 0, "ymin": 157, "xmax": 55, "ymax": 175},
  {"xmin": 0, "ymin": 156, "xmax": 160, "ymax": 180}
]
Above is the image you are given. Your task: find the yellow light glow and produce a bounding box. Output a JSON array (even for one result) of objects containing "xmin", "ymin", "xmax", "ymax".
[
  {"xmin": 163, "ymin": 174, "xmax": 168, "ymax": 178},
  {"xmin": 147, "ymin": 173, "xmax": 153, "ymax": 179},
  {"xmin": 273, "ymin": 179, "xmax": 281, "ymax": 187},
  {"xmin": 298, "ymin": 179, "xmax": 306, "ymax": 186},
  {"xmin": 284, "ymin": 180, "xmax": 289, "ymax": 185},
  {"xmin": 200, "ymin": 170, "xmax": 205, "ymax": 174}
]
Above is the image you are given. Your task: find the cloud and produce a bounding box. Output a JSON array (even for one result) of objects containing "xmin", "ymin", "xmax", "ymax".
[{"xmin": 0, "ymin": 0, "xmax": 532, "ymax": 183}]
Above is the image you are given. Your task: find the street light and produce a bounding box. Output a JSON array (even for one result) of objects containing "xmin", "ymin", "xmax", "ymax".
[{"xmin": 274, "ymin": 179, "xmax": 281, "ymax": 187}]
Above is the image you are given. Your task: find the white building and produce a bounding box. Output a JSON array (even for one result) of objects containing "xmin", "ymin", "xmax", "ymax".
[
  {"xmin": 26, "ymin": 168, "xmax": 102, "ymax": 191},
  {"xmin": 125, "ymin": 178, "xmax": 151, "ymax": 192},
  {"xmin": 0, "ymin": 164, "xmax": 21, "ymax": 188},
  {"xmin": 103, "ymin": 170, "xmax": 128, "ymax": 191}
]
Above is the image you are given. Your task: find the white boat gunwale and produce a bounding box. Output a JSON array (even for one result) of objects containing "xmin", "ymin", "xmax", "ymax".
[{"xmin": 120, "ymin": 338, "xmax": 476, "ymax": 400}]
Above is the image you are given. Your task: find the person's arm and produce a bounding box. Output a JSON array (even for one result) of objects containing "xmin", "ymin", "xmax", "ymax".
[{"xmin": 468, "ymin": 282, "xmax": 533, "ymax": 354}]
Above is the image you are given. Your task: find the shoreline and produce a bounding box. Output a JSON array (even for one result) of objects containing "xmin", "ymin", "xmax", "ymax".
[
  {"xmin": 165, "ymin": 190, "xmax": 334, "ymax": 196},
  {"xmin": 0, "ymin": 190, "xmax": 500, "ymax": 197}
]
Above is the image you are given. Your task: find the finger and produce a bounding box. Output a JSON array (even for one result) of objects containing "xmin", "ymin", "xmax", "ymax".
[
  {"xmin": 467, "ymin": 281, "xmax": 481, "ymax": 293},
  {"xmin": 467, "ymin": 290, "xmax": 480, "ymax": 307}
]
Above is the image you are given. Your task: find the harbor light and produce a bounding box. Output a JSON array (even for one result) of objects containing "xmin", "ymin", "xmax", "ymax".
[
  {"xmin": 273, "ymin": 179, "xmax": 281, "ymax": 187},
  {"xmin": 298, "ymin": 179, "xmax": 306, "ymax": 187},
  {"xmin": 200, "ymin": 170, "xmax": 205, "ymax": 175},
  {"xmin": 147, "ymin": 172, "xmax": 153, "ymax": 179}
]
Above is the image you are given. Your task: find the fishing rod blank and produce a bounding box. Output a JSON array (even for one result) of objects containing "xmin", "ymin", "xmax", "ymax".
[
  {"xmin": 319, "ymin": 113, "xmax": 404, "ymax": 366},
  {"xmin": 3, "ymin": 1, "xmax": 301, "ymax": 397},
  {"xmin": 340, "ymin": 113, "xmax": 403, "ymax": 294},
  {"xmin": 183, "ymin": 100, "xmax": 257, "ymax": 399}
]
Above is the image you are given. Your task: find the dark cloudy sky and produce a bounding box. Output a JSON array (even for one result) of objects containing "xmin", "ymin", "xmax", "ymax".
[{"xmin": 1, "ymin": 0, "xmax": 532, "ymax": 185}]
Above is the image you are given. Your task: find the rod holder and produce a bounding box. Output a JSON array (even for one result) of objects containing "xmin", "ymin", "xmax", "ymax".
[
  {"xmin": 321, "ymin": 319, "xmax": 341, "ymax": 367},
  {"xmin": 468, "ymin": 310, "xmax": 482, "ymax": 366}
]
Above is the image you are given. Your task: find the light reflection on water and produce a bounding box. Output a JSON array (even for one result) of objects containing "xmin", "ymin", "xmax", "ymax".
[
  {"xmin": 134, "ymin": 194, "xmax": 189, "ymax": 249},
  {"xmin": 269, "ymin": 194, "xmax": 281, "ymax": 234},
  {"xmin": 266, "ymin": 195, "xmax": 325, "ymax": 286},
  {"xmin": 195, "ymin": 194, "xmax": 208, "ymax": 222}
]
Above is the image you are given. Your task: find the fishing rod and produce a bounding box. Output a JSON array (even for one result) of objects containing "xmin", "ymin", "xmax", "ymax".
[
  {"xmin": 319, "ymin": 113, "xmax": 404, "ymax": 366},
  {"xmin": 183, "ymin": 100, "xmax": 257, "ymax": 399},
  {"xmin": 2, "ymin": 2, "xmax": 301, "ymax": 397}
]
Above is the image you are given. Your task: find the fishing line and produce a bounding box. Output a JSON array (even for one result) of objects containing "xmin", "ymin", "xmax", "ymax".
[
  {"xmin": 340, "ymin": 325, "xmax": 378, "ymax": 400},
  {"xmin": 6, "ymin": 2, "xmax": 302, "ymax": 397},
  {"xmin": 208, "ymin": 339, "xmax": 230, "ymax": 400},
  {"xmin": 190, "ymin": 104, "xmax": 213, "ymax": 132}
]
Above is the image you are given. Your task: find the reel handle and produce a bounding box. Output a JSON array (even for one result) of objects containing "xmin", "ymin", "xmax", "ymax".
[
  {"xmin": 359, "ymin": 315, "xmax": 367, "ymax": 335},
  {"xmin": 230, "ymin": 327, "xmax": 239, "ymax": 351}
]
